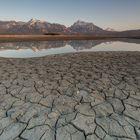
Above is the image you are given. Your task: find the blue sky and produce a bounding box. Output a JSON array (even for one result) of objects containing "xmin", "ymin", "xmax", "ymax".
[{"xmin": 0, "ymin": 0, "xmax": 140, "ymax": 31}]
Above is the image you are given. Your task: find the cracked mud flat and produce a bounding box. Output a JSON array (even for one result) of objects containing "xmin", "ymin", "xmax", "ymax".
[{"xmin": 0, "ymin": 52, "xmax": 140, "ymax": 140}]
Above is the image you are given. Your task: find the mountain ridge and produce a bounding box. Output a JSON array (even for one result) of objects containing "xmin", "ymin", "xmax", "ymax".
[{"xmin": 0, "ymin": 19, "xmax": 140, "ymax": 37}]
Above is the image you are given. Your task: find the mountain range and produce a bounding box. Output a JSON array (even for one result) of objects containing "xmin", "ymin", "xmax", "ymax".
[{"xmin": 0, "ymin": 18, "xmax": 140, "ymax": 37}]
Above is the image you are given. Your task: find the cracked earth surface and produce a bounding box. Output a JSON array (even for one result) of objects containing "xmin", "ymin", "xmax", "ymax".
[{"xmin": 0, "ymin": 52, "xmax": 140, "ymax": 140}]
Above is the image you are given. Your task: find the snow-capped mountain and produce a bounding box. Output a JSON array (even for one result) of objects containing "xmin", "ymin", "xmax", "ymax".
[
  {"xmin": 0, "ymin": 19, "xmax": 69, "ymax": 34},
  {"xmin": 0, "ymin": 19, "xmax": 139, "ymax": 36},
  {"xmin": 72, "ymin": 20, "xmax": 90, "ymax": 26},
  {"xmin": 69, "ymin": 20, "xmax": 104, "ymax": 35},
  {"xmin": 28, "ymin": 18, "xmax": 46, "ymax": 25},
  {"xmin": 105, "ymin": 28, "xmax": 115, "ymax": 31}
]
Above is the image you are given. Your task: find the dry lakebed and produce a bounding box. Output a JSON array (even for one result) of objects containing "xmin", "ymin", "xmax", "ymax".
[{"xmin": 0, "ymin": 52, "xmax": 140, "ymax": 140}]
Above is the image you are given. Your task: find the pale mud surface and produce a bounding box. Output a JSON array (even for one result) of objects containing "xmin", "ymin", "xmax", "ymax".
[{"xmin": 0, "ymin": 52, "xmax": 140, "ymax": 140}]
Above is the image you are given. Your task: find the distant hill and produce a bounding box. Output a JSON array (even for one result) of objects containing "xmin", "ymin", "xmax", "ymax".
[{"xmin": 0, "ymin": 18, "xmax": 140, "ymax": 37}]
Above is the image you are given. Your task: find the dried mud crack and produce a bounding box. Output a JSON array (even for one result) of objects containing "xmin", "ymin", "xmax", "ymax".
[{"xmin": 0, "ymin": 52, "xmax": 140, "ymax": 140}]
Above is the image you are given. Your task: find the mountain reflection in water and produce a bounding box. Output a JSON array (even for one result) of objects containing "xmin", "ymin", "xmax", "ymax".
[{"xmin": 0, "ymin": 39, "xmax": 140, "ymax": 58}]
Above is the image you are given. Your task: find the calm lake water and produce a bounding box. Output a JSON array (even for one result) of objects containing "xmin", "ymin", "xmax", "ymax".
[{"xmin": 0, "ymin": 39, "xmax": 140, "ymax": 58}]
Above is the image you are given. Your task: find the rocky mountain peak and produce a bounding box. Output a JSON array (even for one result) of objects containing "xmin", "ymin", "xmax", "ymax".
[
  {"xmin": 70, "ymin": 20, "xmax": 103, "ymax": 34},
  {"xmin": 73, "ymin": 20, "xmax": 93, "ymax": 26},
  {"xmin": 28, "ymin": 18, "xmax": 37, "ymax": 23},
  {"xmin": 28, "ymin": 18, "xmax": 46, "ymax": 25},
  {"xmin": 106, "ymin": 27, "xmax": 115, "ymax": 31}
]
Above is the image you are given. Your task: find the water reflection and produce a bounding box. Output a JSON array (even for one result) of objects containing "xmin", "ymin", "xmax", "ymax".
[
  {"xmin": 0, "ymin": 41, "xmax": 67, "ymax": 52},
  {"xmin": 69, "ymin": 40, "xmax": 108, "ymax": 50},
  {"xmin": 0, "ymin": 39, "xmax": 140, "ymax": 58}
]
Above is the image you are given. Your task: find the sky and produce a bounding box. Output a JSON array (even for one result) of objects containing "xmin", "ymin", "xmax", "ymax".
[{"xmin": 0, "ymin": 0, "xmax": 140, "ymax": 31}]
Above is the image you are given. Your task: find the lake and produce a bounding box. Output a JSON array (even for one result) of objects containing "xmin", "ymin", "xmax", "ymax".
[{"xmin": 0, "ymin": 39, "xmax": 140, "ymax": 58}]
